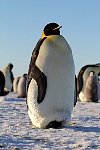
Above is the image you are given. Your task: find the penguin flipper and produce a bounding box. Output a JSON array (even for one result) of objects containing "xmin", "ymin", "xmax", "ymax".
[
  {"xmin": 27, "ymin": 66, "xmax": 47, "ymax": 104},
  {"xmin": 27, "ymin": 37, "xmax": 47, "ymax": 104}
]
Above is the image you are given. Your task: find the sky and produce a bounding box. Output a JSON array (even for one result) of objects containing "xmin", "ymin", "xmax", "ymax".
[{"xmin": 0, "ymin": 0, "xmax": 100, "ymax": 77}]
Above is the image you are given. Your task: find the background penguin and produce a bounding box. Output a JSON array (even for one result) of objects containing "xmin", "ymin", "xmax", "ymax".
[
  {"xmin": 97, "ymin": 73, "xmax": 100, "ymax": 100},
  {"xmin": 17, "ymin": 74, "xmax": 27, "ymax": 98},
  {"xmin": 77, "ymin": 64, "xmax": 100, "ymax": 99},
  {"xmin": 74, "ymin": 75, "xmax": 77, "ymax": 106},
  {"xmin": 13, "ymin": 76, "xmax": 20, "ymax": 93},
  {"xmin": 0, "ymin": 70, "xmax": 9, "ymax": 96},
  {"xmin": 2, "ymin": 63, "xmax": 14, "ymax": 92},
  {"xmin": 80, "ymin": 71, "xmax": 99, "ymax": 102},
  {"xmin": 26, "ymin": 22, "xmax": 75, "ymax": 129},
  {"xmin": 96, "ymin": 63, "xmax": 100, "ymax": 68}
]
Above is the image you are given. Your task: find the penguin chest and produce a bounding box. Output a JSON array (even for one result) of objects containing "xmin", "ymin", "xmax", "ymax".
[
  {"xmin": 17, "ymin": 77, "xmax": 26, "ymax": 97},
  {"xmin": 27, "ymin": 35, "xmax": 75, "ymax": 128},
  {"xmin": 35, "ymin": 35, "xmax": 75, "ymax": 107},
  {"xmin": 13, "ymin": 78, "xmax": 20, "ymax": 93}
]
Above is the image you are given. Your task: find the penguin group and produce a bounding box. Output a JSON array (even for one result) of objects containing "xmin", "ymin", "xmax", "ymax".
[
  {"xmin": 13, "ymin": 74, "xmax": 27, "ymax": 98},
  {"xmin": 77, "ymin": 64, "xmax": 100, "ymax": 102},
  {"xmin": 0, "ymin": 63, "xmax": 27, "ymax": 98}
]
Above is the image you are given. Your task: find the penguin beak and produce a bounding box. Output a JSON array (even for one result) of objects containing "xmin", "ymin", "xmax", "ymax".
[{"xmin": 53, "ymin": 25, "xmax": 62, "ymax": 31}]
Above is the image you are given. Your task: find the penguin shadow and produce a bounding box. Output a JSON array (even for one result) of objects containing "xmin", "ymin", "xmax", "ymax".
[
  {"xmin": 65, "ymin": 114, "xmax": 100, "ymax": 133},
  {"xmin": 66, "ymin": 125, "xmax": 100, "ymax": 133},
  {"xmin": 5, "ymin": 98, "xmax": 24, "ymax": 103}
]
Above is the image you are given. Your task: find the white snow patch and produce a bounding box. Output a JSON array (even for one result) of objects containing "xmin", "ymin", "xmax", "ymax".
[{"xmin": 0, "ymin": 92, "xmax": 100, "ymax": 149}]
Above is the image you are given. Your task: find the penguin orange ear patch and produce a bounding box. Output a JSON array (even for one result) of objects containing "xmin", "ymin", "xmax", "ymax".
[{"xmin": 41, "ymin": 31, "xmax": 46, "ymax": 38}]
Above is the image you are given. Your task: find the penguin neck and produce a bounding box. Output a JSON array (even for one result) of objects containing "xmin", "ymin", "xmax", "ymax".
[{"xmin": 41, "ymin": 31, "xmax": 47, "ymax": 38}]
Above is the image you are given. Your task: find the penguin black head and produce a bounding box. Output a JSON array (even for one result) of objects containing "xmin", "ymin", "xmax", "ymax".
[
  {"xmin": 8, "ymin": 63, "xmax": 13, "ymax": 71},
  {"xmin": 23, "ymin": 73, "xmax": 27, "ymax": 79},
  {"xmin": 42, "ymin": 23, "xmax": 62, "ymax": 37}
]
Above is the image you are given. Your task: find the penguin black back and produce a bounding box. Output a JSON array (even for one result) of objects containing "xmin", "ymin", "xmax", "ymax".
[
  {"xmin": 0, "ymin": 71, "xmax": 5, "ymax": 95},
  {"xmin": 8, "ymin": 63, "xmax": 14, "ymax": 83}
]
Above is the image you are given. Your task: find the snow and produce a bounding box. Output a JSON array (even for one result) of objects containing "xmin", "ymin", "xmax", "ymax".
[{"xmin": 0, "ymin": 92, "xmax": 100, "ymax": 150}]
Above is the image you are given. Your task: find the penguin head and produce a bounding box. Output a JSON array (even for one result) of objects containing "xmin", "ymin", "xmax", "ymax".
[
  {"xmin": 2, "ymin": 63, "xmax": 13, "ymax": 74},
  {"xmin": 42, "ymin": 23, "xmax": 62, "ymax": 38},
  {"xmin": 8, "ymin": 63, "xmax": 13, "ymax": 71},
  {"xmin": 23, "ymin": 73, "xmax": 27, "ymax": 79},
  {"xmin": 89, "ymin": 71, "xmax": 95, "ymax": 76}
]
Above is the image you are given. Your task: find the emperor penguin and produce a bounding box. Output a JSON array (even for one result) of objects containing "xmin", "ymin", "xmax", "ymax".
[
  {"xmin": 77, "ymin": 64, "xmax": 100, "ymax": 98},
  {"xmin": 74, "ymin": 75, "xmax": 77, "ymax": 106},
  {"xmin": 0, "ymin": 70, "xmax": 9, "ymax": 96},
  {"xmin": 13, "ymin": 76, "xmax": 20, "ymax": 93},
  {"xmin": 2, "ymin": 63, "xmax": 14, "ymax": 92},
  {"xmin": 17, "ymin": 74, "xmax": 27, "ymax": 98},
  {"xmin": 80, "ymin": 71, "xmax": 99, "ymax": 102},
  {"xmin": 97, "ymin": 73, "xmax": 100, "ymax": 100},
  {"xmin": 26, "ymin": 22, "xmax": 75, "ymax": 129}
]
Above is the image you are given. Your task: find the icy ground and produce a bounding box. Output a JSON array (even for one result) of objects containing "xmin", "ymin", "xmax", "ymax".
[{"xmin": 0, "ymin": 92, "xmax": 100, "ymax": 150}]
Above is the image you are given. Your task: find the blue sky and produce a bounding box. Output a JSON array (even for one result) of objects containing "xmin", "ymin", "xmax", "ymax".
[{"xmin": 0, "ymin": 0, "xmax": 100, "ymax": 77}]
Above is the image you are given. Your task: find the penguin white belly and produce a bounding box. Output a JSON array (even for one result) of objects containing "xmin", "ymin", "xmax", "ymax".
[
  {"xmin": 17, "ymin": 77, "xmax": 26, "ymax": 98},
  {"xmin": 27, "ymin": 35, "xmax": 75, "ymax": 128},
  {"xmin": 98, "ymin": 81, "xmax": 100, "ymax": 100},
  {"xmin": 13, "ymin": 77, "xmax": 20, "ymax": 93},
  {"xmin": 4, "ymin": 73, "xmax": 12, "ymax": 91}
]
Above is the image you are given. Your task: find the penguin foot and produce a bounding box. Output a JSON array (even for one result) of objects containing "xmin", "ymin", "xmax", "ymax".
[
  {"xmin": 0, "ymin": 91, "xmax": 9, "ymax": 96},
  {"xmin": 18, "ymin": 96, "xmax": 26, "ymax": 98},
  {"xmin": 17, "ymin": 96, "xmax": 22, "ymax": 98},
  {"xmin": 46, "ymin": 120, "xmax": 62, "ymax": 129}
]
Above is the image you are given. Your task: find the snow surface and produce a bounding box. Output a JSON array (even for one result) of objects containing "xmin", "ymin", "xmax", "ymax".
[{"xmin": 0, "ymin": 92, "xmax": 100, "ymax": 150}]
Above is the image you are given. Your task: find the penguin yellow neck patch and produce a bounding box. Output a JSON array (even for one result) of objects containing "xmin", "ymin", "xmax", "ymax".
[{"xmin": 41, "ymin": 31, "xmax": 46, "ymax": 38}]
